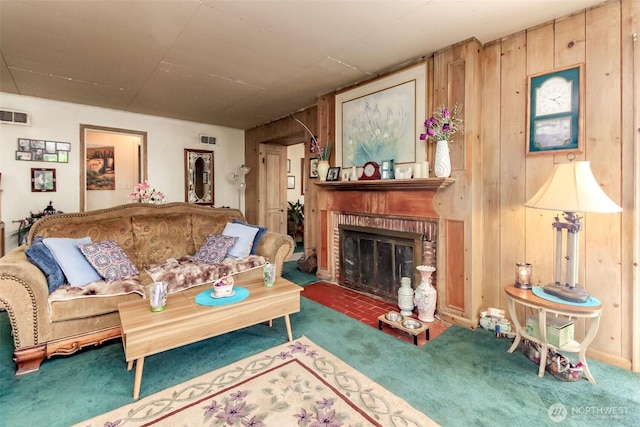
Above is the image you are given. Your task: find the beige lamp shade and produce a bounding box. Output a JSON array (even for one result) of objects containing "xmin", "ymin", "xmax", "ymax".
[{"xmin": 525, "ymin": 161, "xmax": 621, "ymax": 213}]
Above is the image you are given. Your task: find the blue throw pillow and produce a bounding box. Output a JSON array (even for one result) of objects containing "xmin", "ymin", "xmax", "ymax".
[
  {"xmin": 232, "ymin": 219, "xmax": 267, "ymax": 255},
  {"xmin": 221, "ymin": 222, "xmax": 259, "ymax": 259},
  {"xmin": 25, "ymin": 236, "xmax": 67, "ymax": 293},
  {"xmin": 43, "ymin": 237, "xmax": 102, "ymax": 287}
]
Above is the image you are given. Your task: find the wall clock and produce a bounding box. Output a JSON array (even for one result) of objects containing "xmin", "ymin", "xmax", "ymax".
[
  {"xmin": 360, "ymin": 161, "xmax": 381, "ymax": 180},
  {"xmin": 527, "ymin": 64, "xmax": 583, "ymax": 155}
]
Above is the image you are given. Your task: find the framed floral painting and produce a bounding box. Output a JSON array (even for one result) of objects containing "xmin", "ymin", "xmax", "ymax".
[{"xmin": 335, "ymin": 64, "xmax": 426, "ymax": 168}]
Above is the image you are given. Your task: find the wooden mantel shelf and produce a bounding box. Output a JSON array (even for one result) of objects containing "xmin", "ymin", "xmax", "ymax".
[{"xmin": 314, "ymin": 177, "xmax": 455, "ymax": 191}]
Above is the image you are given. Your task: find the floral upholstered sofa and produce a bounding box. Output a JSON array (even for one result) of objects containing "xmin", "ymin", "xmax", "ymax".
[{"xmin": 0, "ymin": 202, "xmax": 294, "ymax": 375}]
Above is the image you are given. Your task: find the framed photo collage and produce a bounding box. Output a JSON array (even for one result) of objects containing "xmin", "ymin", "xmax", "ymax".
[{"xmin": 16, "ymin": 138, "xmax": 70, "ymax": 163}]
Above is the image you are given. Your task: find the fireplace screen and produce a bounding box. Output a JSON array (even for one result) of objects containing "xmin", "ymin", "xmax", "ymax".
[{"xmin": 339, "ymin": 225, "xmax": 424, "ymax": 302}]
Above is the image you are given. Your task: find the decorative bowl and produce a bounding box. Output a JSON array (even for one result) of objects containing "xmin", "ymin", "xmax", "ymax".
[
  {"xmin": 402, "ymin": 319, "xmax": 423, "ymax": 329},
  {"xmin": 385, "ymin": 312, "xmax": 404, "ymax": 322},
  {"xmin": 212, "ymin": 276, "xmax": 235, "ymax": 298}
]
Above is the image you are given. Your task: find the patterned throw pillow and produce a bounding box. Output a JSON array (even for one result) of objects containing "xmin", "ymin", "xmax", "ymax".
[
  {"xmin": 79, "ymin": 240, "xmax": 139, "ymax": 282},
  {"xmin": 191, "ymin": 234, "xmax": 238, "ymax": 265}
]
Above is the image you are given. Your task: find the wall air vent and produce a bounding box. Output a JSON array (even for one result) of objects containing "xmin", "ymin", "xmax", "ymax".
[
  {"xmin": 200, "ymin": 135, "xmax": 217, "ymax": 145},
  {"xmin": 0, "ymin": 109, "xmax": 31, "ymax": 126}
]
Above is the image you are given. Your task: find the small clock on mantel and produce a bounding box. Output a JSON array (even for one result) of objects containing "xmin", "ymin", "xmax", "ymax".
[
  {"xmin": 359, "ymin": 161, "xmax": 381, "ymax": 180},
  {"xmin": 527, "ymin": 64, "xmax": 583, "ymax": 155}
]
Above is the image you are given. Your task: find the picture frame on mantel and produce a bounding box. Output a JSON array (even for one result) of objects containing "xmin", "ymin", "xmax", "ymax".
[
  {"xmin": 526, "ymin": 64, "xmax": 584, "ymax": 155},
  {"xmin": 335, "ymin": 63, "xmax": 426, "ymax": 168}
]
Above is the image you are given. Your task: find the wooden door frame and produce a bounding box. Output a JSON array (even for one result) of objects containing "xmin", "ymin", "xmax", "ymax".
[{"xmin": 79, "ymin": 124, "xmax": 147, "ymax": 211}]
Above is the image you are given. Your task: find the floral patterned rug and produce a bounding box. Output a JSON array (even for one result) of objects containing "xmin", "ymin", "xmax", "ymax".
[{"xmin": 75, "ymin": 336, "xmax": 438, "ymax": 427}]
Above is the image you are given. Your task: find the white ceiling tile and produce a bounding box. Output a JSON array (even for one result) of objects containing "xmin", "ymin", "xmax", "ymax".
[{"xmin": 0, "ymin": 0, "xmax": 607, "ymax": 129}]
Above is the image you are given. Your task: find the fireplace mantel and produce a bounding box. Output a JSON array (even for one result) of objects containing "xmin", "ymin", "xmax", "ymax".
[
  {"xmin": 315, "ymin": 177, "xmax": 454, "ymax": 192},
  {"xmin": 315, "ymin": 177, "xmax": 453, "ymax": 284}
]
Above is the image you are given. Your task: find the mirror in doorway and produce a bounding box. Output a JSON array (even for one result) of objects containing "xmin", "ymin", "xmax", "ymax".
[{"xmin": 185, "ymin": 148, "xmax": 214, "ymax": 205}]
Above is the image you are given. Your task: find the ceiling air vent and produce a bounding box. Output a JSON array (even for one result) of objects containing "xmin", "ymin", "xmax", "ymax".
[
  {"xmin": 200, "ymin": 134, "xmax": 217, "ymax": 145},
  {"xmin": 0, "ymin": 109, "xmax": 31, "ymax": 126}
]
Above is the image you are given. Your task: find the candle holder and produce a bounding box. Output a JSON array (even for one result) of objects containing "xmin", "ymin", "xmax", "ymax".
[{"xmin": 515, "ymin": 262, "xmax": 533, "ymax": 289}]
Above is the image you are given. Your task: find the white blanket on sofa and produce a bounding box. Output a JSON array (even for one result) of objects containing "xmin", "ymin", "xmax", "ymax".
[
  {"xmin": 48, "ymin": 255, "xmax": 267, "ymax": 301},
  {"xmin": 144, "ymin": 255, "xmax": 267, "ymax": 293}
]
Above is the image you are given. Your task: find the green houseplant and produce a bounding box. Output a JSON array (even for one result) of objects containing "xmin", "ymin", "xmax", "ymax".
[{"xmin": 287, "ymin": 200, "xmax": 304, "ymax": 236}]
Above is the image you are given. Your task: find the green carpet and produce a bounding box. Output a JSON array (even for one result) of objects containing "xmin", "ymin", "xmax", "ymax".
[
  {"xmin": 281, "ymin": 259, "xmax": 318, "ymax": 285},
  {"xmin": 1, "ymin": 294, "xmax": 638, "ymax": 426}
]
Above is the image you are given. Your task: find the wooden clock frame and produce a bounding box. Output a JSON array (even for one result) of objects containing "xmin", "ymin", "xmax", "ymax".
[{"xmin": 526, "ymin": 64, "xmax": 584, "ymax": 156}]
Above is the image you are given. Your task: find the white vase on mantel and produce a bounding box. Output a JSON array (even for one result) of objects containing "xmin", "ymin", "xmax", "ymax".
[
  {"xmin": 317, "ymin": 160, "xmax": 330, "ymax": 181},
  {"xmin": 434, "ymin": 140, "xmax": 451, "ymax": 178}
]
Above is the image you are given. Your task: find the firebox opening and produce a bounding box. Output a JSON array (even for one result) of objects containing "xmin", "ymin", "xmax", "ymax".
[{"xmin": 339, "ymin": 225, "xmax": 427, "ymax": 303}]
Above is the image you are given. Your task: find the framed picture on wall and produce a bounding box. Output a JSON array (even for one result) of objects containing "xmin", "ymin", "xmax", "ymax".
[
  {"xmin": 287, "ymin": 175, "xmax": 295, "ymax": 189},
  {"xmin": 300, "ymin": 158, "xmax": 305, "ymax": 195},
  {"xmin": 335, "ymin": 64, "xmax": 426, "ymax": 168},
  {"xmin": 527, "ymin": 64, "xmax": 584, "ymax": 155},
  {"xmin": 309, "ymin": 158, "xmax": 319, "ymax": 178},
  {"xmin": 31, "ymin": 168, "xmax": 56, "ymax": 192}
]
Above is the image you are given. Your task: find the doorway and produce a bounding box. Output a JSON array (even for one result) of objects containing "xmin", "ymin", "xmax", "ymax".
[
  {"xmin": 79, "ymin": 125, "xmax": 147, "ymax": 211},
  {"xmin": 260, "ymin": 143, "xmax": 288, "ymax": 235}
]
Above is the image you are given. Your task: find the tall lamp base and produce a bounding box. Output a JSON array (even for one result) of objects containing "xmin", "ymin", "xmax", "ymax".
[{"xmin": 543, "ymin": 283, "xmax": 590, "ymax": 303}]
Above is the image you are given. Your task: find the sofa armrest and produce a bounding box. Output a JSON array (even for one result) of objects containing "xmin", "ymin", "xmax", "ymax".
[
  {"xmin": 254, "ymin": 231, "xmax": 295, "ymax": 277},
  {"xmin": 0, "ymin": 246, "xmax": 52, "ymax": 350}
]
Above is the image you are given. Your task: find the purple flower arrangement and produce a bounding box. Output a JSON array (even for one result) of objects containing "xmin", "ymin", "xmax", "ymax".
[{"xmin": 419, "ymin": 104, "xmax": 464, "ymax": 143}]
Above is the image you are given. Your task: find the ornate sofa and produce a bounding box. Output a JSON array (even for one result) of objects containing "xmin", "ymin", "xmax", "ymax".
[{"xmin": 0, "ymin": 202, "xmax": 295, "ymax": 375}]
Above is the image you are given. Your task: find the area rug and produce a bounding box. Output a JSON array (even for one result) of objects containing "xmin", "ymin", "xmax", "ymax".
[{"xmin": 75, "ymin": 336, "xmax": 438, "ymax": 427}]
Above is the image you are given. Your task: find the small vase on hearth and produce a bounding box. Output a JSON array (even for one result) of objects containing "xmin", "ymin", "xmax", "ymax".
[
  {"xmin": 397, "ymin": 277, "xmax": 414, "ymax": 316},
  {"xmin": 414, "ymin": 265, "xmax": 437, "ymax": 322}
]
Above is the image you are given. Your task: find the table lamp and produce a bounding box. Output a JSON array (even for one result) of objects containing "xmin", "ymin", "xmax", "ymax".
[{"xmin": 524, "ymin": 160, "xmax": 621, "ymax": 303}]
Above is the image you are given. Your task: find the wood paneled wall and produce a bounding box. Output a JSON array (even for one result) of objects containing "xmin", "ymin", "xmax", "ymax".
[
  {"xmin": 481, "ymin": 0, "xmax": 638, "ymax": 370},
  {"xmin": 246, "ymin": 0, "xmax": 638, "ymax": 371}
]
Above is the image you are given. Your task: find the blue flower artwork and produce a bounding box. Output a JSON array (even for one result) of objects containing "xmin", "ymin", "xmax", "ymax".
[{"xmin": 341, "ymin": 80, "xmax": 415, "ymax": 168}]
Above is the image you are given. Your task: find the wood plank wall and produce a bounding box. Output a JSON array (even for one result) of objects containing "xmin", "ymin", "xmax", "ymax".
[
  {"xmin": 481, "ymin": 0, "xmax": 637, "ymax": 370},
  {"xmin": 246, "ymin": 0, "xmax": 638, "ymax": 370}
]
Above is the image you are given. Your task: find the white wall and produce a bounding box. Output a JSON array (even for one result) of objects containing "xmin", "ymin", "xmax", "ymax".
[{"xmin": 0, "ymin": 93, "xmax": 245, "ymax": 252}]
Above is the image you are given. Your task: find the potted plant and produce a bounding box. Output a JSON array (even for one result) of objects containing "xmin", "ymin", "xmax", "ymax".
[
  {"xmin": 11, "ymin": 201, "xmax": 62, "ymax": 245},
  {"xmin": 287, "ymin": 200, "xmax": 304, "ymax": 236}
]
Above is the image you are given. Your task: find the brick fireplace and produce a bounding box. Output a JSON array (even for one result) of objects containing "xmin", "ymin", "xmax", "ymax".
[
  {"xmin": 337, "ymin": 218, "xmax": 436, "ymax": 302},
  {"xmin": 315, "ymin": 178, "xmax": 454, "ymax": 302}
]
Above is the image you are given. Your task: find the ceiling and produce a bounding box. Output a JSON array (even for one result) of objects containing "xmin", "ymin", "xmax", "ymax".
[{"xmin": 0, "ymin": 0, "xmax": 606, "ymax": 130}]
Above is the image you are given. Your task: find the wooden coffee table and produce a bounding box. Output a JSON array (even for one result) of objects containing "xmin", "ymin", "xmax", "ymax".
[{"xmin": 118, "ymin": 276, "xmax": 303, "ymax": 399}]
